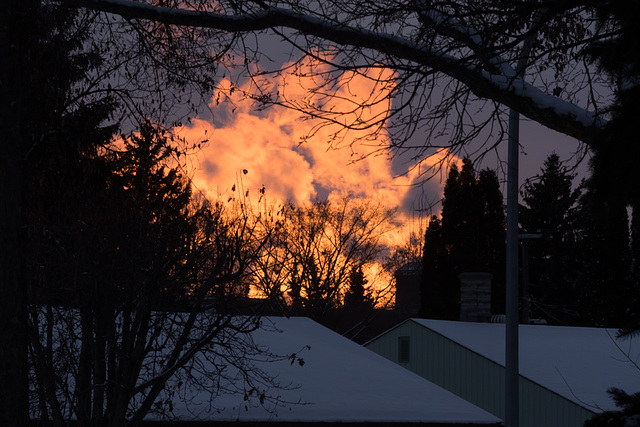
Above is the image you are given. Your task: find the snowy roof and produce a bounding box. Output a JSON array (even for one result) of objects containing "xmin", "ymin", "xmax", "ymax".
[
  {"xmin": 167, "ymin": 316, "xmax": 502, "ymax": 424},
  {"xmin": 410, "ymin": 318, "xmax": 640, "ymax": 412}
]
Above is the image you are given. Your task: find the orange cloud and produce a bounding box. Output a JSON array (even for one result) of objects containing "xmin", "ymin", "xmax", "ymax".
[
  {"xmin": 182, "ymin": 61, "xmax": 440, "ymax": 206},
  {"xmin": 181, "ymin": 112, "xmax": 316, "ymax": 205},
  {"xmin": 177, "ymin": 55, "xmax": 461, "ymax": 290}
]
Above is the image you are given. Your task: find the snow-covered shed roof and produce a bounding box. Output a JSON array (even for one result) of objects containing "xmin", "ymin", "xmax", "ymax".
[
  {"xmin": 409, "ymin": 318, "xmax": 640, "ymax": 413},
  {"xmin": 167, "ymin": 316, "xmax": 502, "ymax": 425}
]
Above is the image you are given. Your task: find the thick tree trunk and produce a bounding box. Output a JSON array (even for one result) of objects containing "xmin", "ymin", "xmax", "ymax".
[
  {"xmin": 77, "ymin": 306, "xmax": 94, "ymax": 424},
  {"xmin": 29, "ymin": 308, "xmax": 65, "ymax": 425},
  {"xmin": 0, "ymin": 111, "xmax": 29, "ymax": 427},
  {"xmin": 0, "ymin": 2, "xmax": 29, "ymax": 424}
]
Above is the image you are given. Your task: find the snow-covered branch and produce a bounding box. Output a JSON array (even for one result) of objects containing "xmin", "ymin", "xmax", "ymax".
[{"xmin": 62, "ymin": 0, "xmax": 606, "ymax": 145}]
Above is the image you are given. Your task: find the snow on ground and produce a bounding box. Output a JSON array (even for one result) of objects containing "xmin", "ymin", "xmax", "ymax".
[
  {"xmin": 412, "ymin": 319, "xmax": 640, "ymax": 412},
  {"xmin": 166, "ymin": 316, "xmax": 502, "ymax": 424}
]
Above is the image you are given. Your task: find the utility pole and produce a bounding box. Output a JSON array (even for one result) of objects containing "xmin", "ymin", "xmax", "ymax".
[
  {"xmin": 505, "ymin": 108, "xmax": 520, "ymax": 427},
  {"xmin": 504, "ymin": 9, "xmax": 545, "ymax": 423}
]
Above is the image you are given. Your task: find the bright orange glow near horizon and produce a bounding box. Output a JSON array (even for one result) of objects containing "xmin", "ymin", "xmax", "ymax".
[{"xmin": 174, "ymin": 55, "xmax": 461, "ymax": 302}]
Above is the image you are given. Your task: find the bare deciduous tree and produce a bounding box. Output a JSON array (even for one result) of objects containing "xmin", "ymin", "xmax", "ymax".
[
  {"xmin": 3, "ymin": 0, "xmax": 628, "ymax": 423},
  {"xmin": 251, "ymin": 197, "xmax": 396, "ymax": 321},
  {"xmin": 26, "ymin": 121, "xmax": 286, "ymax": 426}
]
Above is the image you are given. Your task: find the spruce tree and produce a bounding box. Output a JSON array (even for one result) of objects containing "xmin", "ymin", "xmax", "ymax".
[
  {"xmin": 451, "ymin": 159, "xmax": 485, "ymax": 270},
  {"xmin": 580, "ymin": 0, "xmax": 640, "ymax": 332},
  {"xmin": 420, "ymin": 159, "xmax": 505, "ymax": 320},
  {"xmin": 420, "ymin": 216, "xmax": 451, "ymax": 318},
  {"xmin": 28, "ymin": 118, "xmax": 252, "ymax": 424},
  {"xmin": 581, "ymin": 4, "xmax": 640, "ymax": 425},
  {"xmin": 431, "ymin": 162, "xmax": 464, "ymax": 320},
  {"xmin": 344, "ymin": 265, "xmax": 374, "ymax": 309},
  {"xmin": 577, "ymin": 180, "xmax": 636, "ymax": 328},
  {"xmin": 2, "ymin": 2, "xmax": 117, "ymax": 422},
  {"xmin": 519, "ymin": 153, "xmax": 582, "ymax": 324},
  {"xmin": 477, "ymin": 169, "xmax": 506, "ymax": 314}
]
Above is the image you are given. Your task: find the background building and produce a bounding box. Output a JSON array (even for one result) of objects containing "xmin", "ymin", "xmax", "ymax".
[{"xmin": 365, "ymin": 319, "xmax": 640, "ymax": 427}]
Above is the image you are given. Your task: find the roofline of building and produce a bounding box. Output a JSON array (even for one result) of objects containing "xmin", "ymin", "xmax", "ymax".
[{"xmin": 365, "ymin": 318, "xmax": 598, "ymax": 414}]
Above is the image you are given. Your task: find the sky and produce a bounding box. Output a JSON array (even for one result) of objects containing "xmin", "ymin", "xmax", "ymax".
[
  {"xmin": 176, "ymin": 61, "xmax": 452, "ymax": 248},
  {"xmin": 174, "ymin": 55, "xmax": 590, "ymax": 257}
]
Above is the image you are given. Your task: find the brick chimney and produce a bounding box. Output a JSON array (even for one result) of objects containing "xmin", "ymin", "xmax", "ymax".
[
  {"xmin": 459, "ymin": 272, "xmax": 492, "ymax": 322},
  {"xmin": 394, "ymin": 262, "xmax": 422, "ymax": 314}
]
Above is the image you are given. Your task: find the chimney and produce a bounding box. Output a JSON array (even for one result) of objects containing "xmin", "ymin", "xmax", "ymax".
[
  {"xmin": 459, "ymin": 272, "xmax": 492, "ymax": 322},
  {"xmin": 394, "ymin": 262, "xmax": 422, "ymax": 314}
]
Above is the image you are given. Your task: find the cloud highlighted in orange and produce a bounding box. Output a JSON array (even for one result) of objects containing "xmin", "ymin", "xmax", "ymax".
[{"xmin": 176, "ymin": 55, "xmax": 462, "ymax": 292}]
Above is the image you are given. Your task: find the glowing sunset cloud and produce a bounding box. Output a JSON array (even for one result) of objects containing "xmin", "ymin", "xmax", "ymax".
[
  {"xmin": 181, "ymin": 110, "xmax": 317, "ymax": 205},
  {"xmin": 181, "ymin": 59, "xmax": 453, "ymax": 211},
  {"xmin": 177, "ymin": 56, "xmax": 461, "ymax": 300}
]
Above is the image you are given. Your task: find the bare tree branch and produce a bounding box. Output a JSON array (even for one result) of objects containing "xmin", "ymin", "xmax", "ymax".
[{"xmin": 60, "ymin": 0, "xmax": 605, "ymax": 148}]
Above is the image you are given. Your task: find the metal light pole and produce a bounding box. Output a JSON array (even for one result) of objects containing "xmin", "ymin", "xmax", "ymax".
[
  {"xmin": 505, "ymin": 108, "xmax": 520, "ymax": 427},
  {"xmin": 502, "ymin": 8, "xmax": 546, "ymax": 423}
]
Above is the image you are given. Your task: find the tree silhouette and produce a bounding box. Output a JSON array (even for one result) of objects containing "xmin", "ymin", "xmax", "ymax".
[
  {"xmin": 578, "ymin": 0, "xmax": 640, "ymax": 334},
  {"xmin": 421, "ymin": 159, "xmax": 505, "ymax": 320},
  {"xmin": 27, "ymin": 120, "xmax": 281, "ymax": 425},
  {"xmin": 59, "ymin": 0, "xmax": 608, "ymax": 149},
  {"xmin": 420, "ymin": 216, "xmax": 450, "ymax": 319},
  {"xmin": 477, "ymin": 169, "xmax": 507, "ymax": 314},
  {"xmin": 1, "ymin": 2, "xmax": 119, "ymax": 422},
  {"xmin": 4, "ymin": 0, "xmax": 640, "ymax": 422},
  {"xmin": 577, "ymin": 179, "xmax": 637, "ymax": 329},
  {"xmin": 252, "ymin": 197, "xmax": 394, "ymax": 322},
  {"xmin": 519, "ymin": 153, "xmax": 582, "ymax": 324},
  {"xmin": 344, "ymin": 265, "xmax": 374, "ymax": 310}
]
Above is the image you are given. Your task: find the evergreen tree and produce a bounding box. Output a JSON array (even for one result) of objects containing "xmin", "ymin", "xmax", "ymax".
[
  {"xmin": 585, "ymin": 388, "xmax": 640, "ymax": 427},
  {"xmin": 520, "ymin": 154, "xmax": 581, "ymax": 233},
  {"xmin": 428, "ymin": 162, "xmax": 464, "ymax": 320},
  {"xmin": 2, "ymin": 2, "xmax": 118, "ymax": 421},
  {"xmin": 477, "ymin": 169, "xmax": 507, "ymax": 314},
  {"xmin": 98, "ymin": 120, "xmax": 197, "ymax": 304},
  {"xmin": 586, "ymin": 1, "xmax": 640, "ymax": 211},
  {"xmin": 420, "ymin": 216, "xmax": 451, "ymax": 318},
  {"xmin": 344, "ymin": 265, "xmax": 374, "ymax": 309},
  {"xmin": 579, "ymin": 0, "xmax": 640, "ymax": 332},
  {"xmin": 444, "ymin": 159, "xmax": 485, "ymax": 271},
  {"xmin": 420, "ymin": 159, "xmax": 505, "ymax": 320},
  {"xmin": 27, "ymin": 118, "xmax": 272, "ymax": 424},
  {"xmin": 577, "ymin": 180, "xmax": 637, "ymax": 328},
  {"xmin": 581, "ymin": 3, "xmax": 640, "ymax": 425},
  {"xmin": 519, "ymin": 153, "xmax": 582, "ymax": 324}
]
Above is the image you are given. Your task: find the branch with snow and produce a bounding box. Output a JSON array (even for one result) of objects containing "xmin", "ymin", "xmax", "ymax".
[{"xmin": 60, "ymin": 0, "xmax": 606, "ymax": 146}]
